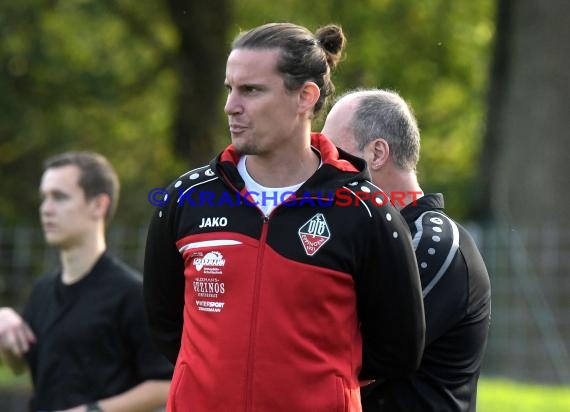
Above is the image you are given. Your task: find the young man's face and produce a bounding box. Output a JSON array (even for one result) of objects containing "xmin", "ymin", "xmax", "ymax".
[
  {"xmin": 224, "ymin": 48, "xmax": 304, "ymax": 156},
  {"xmin": 39, "ymin": 165, "xmax": 98, "ymax": 249}
]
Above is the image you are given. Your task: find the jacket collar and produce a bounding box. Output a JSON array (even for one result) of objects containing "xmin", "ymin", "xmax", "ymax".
[
  {"xmin": 212, "ymin": 133, "xmax": 369, "ymax": 196},
  {"xmin": 400, "ymin": 193, "xmax": 445, "ymax": 222}
]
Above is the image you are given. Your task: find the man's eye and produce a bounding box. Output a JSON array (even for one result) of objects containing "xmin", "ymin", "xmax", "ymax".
[{"xmin": 53, "ymin": 193, "xmax": 68, "ymax": 201}]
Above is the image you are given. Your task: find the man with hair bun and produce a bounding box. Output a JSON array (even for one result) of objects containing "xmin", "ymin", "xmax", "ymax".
[{"xmin": 144, "ymin": 23, "xmax": 425, "ymax": 412}]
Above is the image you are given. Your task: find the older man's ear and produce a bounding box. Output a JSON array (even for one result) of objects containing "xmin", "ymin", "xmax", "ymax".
[{"xmin": 365, "ymin": 138, "xmax": 390, "ymax": 171}]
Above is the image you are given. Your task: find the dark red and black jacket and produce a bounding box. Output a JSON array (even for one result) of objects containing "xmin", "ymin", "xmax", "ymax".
[{"xmin": 144, "ymin": 133, "xmax": 425, "ymax": 412}]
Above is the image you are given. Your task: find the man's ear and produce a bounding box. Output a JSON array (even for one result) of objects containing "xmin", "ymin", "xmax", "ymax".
[
  {"xmin": 89, "ymin": 193, "xmax": 111, "ymax": 220},
  {"xmin": 366, "ymin": 138, "xmax": 390, "ymax": 171},
  {"xmin": 297, "ymin": 81, "xmax": 321, "ymax": 115}
]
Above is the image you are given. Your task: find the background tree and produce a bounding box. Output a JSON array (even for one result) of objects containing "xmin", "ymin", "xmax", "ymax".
[
  {"xmin": 476, "ymin": 0, "xmax": 570, "ymax": 383},
  {"xmin": 0, "ymin": 0, "xmax": 185, "ymax": 225},
  {"xmin": 477, "ymin": 0, "xmax": 570, "ymax": 228},
  {"xmin": 0, "ymin": 0, "xmax": 495, "ymax": 226},
  {"xmin": 236, "ymin": 0, "xmax": 495, "ymax": 218},
  {"xmin": 164, "ymin": 0, "xmax": 231, "ymax": 166}
]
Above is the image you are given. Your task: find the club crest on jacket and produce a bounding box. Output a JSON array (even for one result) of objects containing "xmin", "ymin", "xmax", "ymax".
[{"xmin": 298, "ymin": 213, "xmax": 331, "ymax": 256}]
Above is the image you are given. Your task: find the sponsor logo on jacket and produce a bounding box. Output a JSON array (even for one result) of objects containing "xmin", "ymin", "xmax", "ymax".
[
  {"xmin": 193, "ymin": 251, "xmax": 225, "ymax": 274},
  {"xmin": 198, "ymin": 217, "xmax": 228, "ymax": 228},
  {"xmin": 192, "ymin": 250, "xmax": 226, "ymax": 312}
]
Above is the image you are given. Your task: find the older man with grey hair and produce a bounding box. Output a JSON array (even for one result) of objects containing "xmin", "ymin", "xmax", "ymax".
[{"xmin": 323, "ymin": 89, "xmax": 491, "ymax": 412}]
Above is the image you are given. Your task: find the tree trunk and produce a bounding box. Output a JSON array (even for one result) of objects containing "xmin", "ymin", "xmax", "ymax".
[
  {"xmin": 166, "ymin": 0, "xmax": 232, "ymax": 167},
  {"xmin": 478, "ymin": 0, "xmax": 570, "ymax": 383},
  {"xmin": 479, "ymin": 0, "xmax": 570, "ymax": 227}
]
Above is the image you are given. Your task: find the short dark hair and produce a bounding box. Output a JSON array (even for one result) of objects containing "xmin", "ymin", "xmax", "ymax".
[
  {"xmin": 232, "ymin": 22, "xmax": 346, "ymax": 114},
  {"xmin": 43, "ymin": 151, "xmax": 120, "ymax": 222},
  {"xmin": 347, "ymin": 89, "xmax": 420, "ymax": 171}
]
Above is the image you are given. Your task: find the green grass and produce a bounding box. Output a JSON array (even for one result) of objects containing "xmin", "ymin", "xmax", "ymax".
[
  {"xmin": 0, "ymin": 363, "xmax": 31, "ymax": 391},
  {"xmin": 478, "ymin": 377, "xmax": 570, "ymax": 411},
  {"xmin": 1, "ymin": 364, "xmax": 569, "ymax": 410}
]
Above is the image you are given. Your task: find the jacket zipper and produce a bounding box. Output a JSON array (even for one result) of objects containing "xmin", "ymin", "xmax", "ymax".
[{"xmin": 244, "ymin": 214, "xmax": 270, "ymax": 411}]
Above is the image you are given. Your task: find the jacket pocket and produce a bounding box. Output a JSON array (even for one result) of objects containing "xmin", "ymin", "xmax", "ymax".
[{"xmin": 169, "ymin": 363, "xmax": 189, "ymax": 412}]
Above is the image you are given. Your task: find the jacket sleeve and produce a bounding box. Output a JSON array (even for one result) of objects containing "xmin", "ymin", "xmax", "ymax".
[
  {"xmin": 143, "ymin": 185, "xmax": 185, "ymax": 365},
  {"xmin": 122, "ymin": 279, "xmax": 174, "ymax": 379},
  {"xmin": 357, "ymin": 205, "xmax": 425, "ymax": 379}
]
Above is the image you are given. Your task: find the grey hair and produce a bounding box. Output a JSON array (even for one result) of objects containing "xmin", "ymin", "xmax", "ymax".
[{"xmin": 346, "ymin": 89, "xmax": 420, "ymax": 171}]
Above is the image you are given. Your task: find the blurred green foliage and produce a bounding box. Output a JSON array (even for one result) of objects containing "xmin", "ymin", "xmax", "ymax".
[
  {"xmin": 0, "ymin": 363, "xmax": 30, "ymax": 390},
  {"xmin": 0, "ymin": 0, "xmax": 185, "ymax": 226},
  {"xmin": 0, "ymin": 0, "xmax": 495, "ymax": 225}
]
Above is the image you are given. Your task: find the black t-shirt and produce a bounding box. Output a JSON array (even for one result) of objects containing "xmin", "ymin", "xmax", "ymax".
[
  {"xmin": 361, "ymin": 194, "xmax": 491, "ymax": 412},
  {"xmin": 23, "ymin": 252, "xmax": 173, "ymax": 411}
]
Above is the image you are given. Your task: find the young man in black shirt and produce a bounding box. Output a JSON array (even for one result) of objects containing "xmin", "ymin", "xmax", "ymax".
[
  {"xmin": 0, "ymin": 152, "xmax": 172, "ymax": 412},
  {"xmin": 323, "ymin": 89, "xmax": 491, "ymax": 412}
]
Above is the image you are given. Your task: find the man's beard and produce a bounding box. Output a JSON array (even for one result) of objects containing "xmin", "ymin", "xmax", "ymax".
[{"xmin": 233, "ymin": 140, "xmax": 260, "ymax": 156}]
